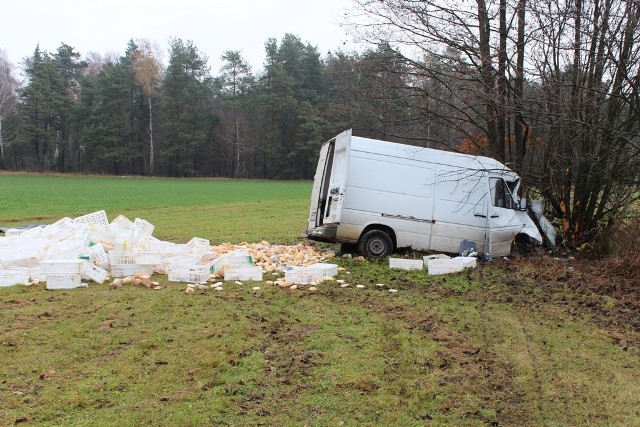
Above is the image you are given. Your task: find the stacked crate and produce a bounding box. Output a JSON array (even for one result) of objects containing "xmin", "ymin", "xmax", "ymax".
[
  {"xmin": 167, "ymin": 237, "xmax": 213, "ymax": 283},
  {"xmin": 108, "ymin": 217, "xmax": 156, "ymax": 277},
  {"xmin": 212, "ymin": 249, "xmax": 253, "ymax": 278},
  {"xmin": 40, "ymin": 259, "xmax": 85, "ymax": 290},
  {"xmin": 167, "ymin": 264, "xmax": 210, "ymax": 283}
]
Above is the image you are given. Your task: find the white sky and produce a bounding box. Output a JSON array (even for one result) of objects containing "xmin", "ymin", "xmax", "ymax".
[{"xmin": 1, "ymin": 0, "xmax": 358, "ymax": 75}]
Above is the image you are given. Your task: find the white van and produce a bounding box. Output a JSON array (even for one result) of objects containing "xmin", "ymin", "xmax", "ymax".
[{"xmin": 306, "ymin": 130, "xmax": 542, "ymax": 258}]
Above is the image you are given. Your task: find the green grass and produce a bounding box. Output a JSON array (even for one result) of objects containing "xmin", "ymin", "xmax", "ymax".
[
  {"xmin": 1, "ymin": 174, "xmax": 639, "ymax": 426},
  {"xmin": 0, "ymin": 174, "xmax": 310, "ymax": 243}
]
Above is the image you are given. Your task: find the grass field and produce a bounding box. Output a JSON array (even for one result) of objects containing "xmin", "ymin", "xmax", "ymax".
[
  {"xmin": 1, "ymin": 174, "xmax": 639, "ymax": 426},
  {"xmin": 0, "ymin": 174, "xmax": 311, "ymax": 243}
]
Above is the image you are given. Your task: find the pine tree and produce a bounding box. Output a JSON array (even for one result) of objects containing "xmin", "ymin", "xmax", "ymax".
[
  {"xmin": 18, "ymin": 46, "xmax": 65, "ymax": 170},
  {"xmin": 218, "ymin": 50, "xmax": 253, "ymax": 177},
  {"xmin": 160, "ymin": 38, "xmax": 216, "ymax": 176}
]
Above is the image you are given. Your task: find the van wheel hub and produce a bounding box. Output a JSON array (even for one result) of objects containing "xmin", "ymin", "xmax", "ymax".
[
  {"xmin": 358, "ymin": 230, "xmax": 394, "ymax": 260},
  {"xmin": 367, "ymin": 238, "xmax": 386, "ymax": 255}
]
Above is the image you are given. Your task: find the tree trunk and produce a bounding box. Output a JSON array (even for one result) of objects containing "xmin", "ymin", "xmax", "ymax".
[
  {"xmin": 477, "ymin": 0, "xmax": 500, "ymax": 160},
  {"xmin": 0, "ymin": 115, "xmax": 3, "ymax": 159},
  {"xmin": 497, "ymin": 0, "xmax": 508, "ymax": 162},
  {"xmin": 514, "ymin": 0, "xmax": 527, "ymax": 171},
  {"xmin": 149, "ymin": 92, "xmax": 154, "ymax": 175}
]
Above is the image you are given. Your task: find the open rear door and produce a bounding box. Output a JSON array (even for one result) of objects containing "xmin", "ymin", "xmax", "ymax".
[
  {"xmin": 308, "ymin": 138, "xmax": 336, "ymax": 231},
  {"xmin": 322, "ymin": 137, "xmax": 349, "ymax": 225},
  {"xmin": 316, "ymin": 140, "xmax": 337, "ymax": 227}
]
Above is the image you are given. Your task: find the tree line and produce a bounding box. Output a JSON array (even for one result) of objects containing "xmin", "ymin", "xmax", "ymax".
[
  {"xmin": 1, "ymin": 0, "xmax": 640, "ymax": 247},
  {"xmin": 0, "ymin": 35, "xmax": 435, "ymax": 180}
]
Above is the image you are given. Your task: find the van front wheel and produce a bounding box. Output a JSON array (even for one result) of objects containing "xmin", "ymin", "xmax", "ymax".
[{"xmin": 358, "ymin": 230, "xmax": 393, "ymax": 260}]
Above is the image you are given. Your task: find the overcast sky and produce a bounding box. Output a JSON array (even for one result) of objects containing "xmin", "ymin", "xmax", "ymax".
[{"xmin": 1, "ymin": 0, "xmax": 358, "ymax": 75}]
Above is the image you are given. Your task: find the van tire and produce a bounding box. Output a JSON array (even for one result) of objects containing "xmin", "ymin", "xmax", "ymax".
[{"xmin": 358, "ymin": 230, "xmax": 393, "ymax": 260}]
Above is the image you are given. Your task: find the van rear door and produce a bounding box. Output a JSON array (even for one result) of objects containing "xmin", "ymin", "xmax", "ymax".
[
  {"xmin": 308, "ymin": 139, "xmax": 335, "ymax": 230},
  {"xmin": 322, "ymin": 137, "xmax": 349, "ymax": 224}
]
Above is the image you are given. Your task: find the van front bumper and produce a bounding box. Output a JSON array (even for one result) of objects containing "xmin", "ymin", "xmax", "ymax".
[{"xmin": 307, "ymin": 225, "xmax": 338, "ymax": 243}]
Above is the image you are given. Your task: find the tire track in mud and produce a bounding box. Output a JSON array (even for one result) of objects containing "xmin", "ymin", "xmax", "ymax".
[{"xmin": 378, "ymin": 299, "xmax": 534, "ymax": 426}]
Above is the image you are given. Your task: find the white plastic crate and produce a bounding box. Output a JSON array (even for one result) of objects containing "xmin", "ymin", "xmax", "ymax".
[
  {"xmin": 16, "ymin": 226, "xmax": 44, "ymax": 240},
  {"xmin": 109, "ymin": 251, "xmax": 136, "ymax": 265},
  {"xmin": 90, "ymin": 243, "xmax": 110, "ymax": 270},
  {"xmin": 40, "ymin": 259, "xmax": 85, "ymax": 275},
  {"xmin": 152, "ymin": 241, "xmax": 187, "ymax": 254},
  {"xmin": 41, "ymin": 217, "xmax": 76, "ymax": 239},
  {"xmin": 135, "ymin": 249, "xmax": 162, "ymax": 266},
  {"xmin": 44, "ymin": 232, "xmax": 90, "ymax": 260},
  {"xmin": 45, "ymin": 273, "xmax": 84, "ymax": 289},
  {"xmin": 224, "ymin": 266, "xmax": 263, "ymax": 281},
  {"xmin": 73, "ymin": 210, "xmax": 109, "ymax": 228},
  {"xmin": 109, "ymin": 215, "xmax": 134, "ymax": 240},
  {"xmin": 307, "ymin": 263, "xmax": 338, "ymax": 277},
  {"xmin": 162, "ymin": 254, "xmax": 200, "ymax": 266},
  {"xmin": 427, "ymin": 257, "xmax": 477, "ymax": 275},
  {"xmin": 187, "ymin": 237, "xmax": 211, "ymax": 257},
  {"xmin": 111, "ymin": 264, "xmax": 152, "ymax": 277},
  {"xmin": 113, "ymin": 236, "xmax": 134, "ymax": 253},
  {"xmin": 157, "ymin": 254, "xmax": 201, "ymax": 275},
  {"xmin": 86, "ymin": 226, "xmax": 115, "ymax": 245},
  {"xmin": 5, "ymin": 228, "xmax": 26, "ymax": 237},
  {"xmin": 0, "ymin": 270, "xmax": 31, "ymax": 287},
  {"xmin": 132, "ymin": 218, "xmax": 154, "ymax": 243},
  {"xmin": 213, "ymin": 250, "xmax": 253, "ymax": 276},
  {"xmin": 285, "ymin": 267, "xmax": 323, "ymax": 285},
  {"xmin": 82, "ymin": 261, "xmax": 108, "ymax": 284},
  {"xmin": 389, "ymin": 258, "xmax": 424, "ymax": 270},
  {"xmin": 168, "ymin": 265, "xmax": 210, "ymax": 283},
  {"xmin": 30, "ymin": 266, "xmax": 46, "ymax": 282},
  {"xmin": 1, "ymin": 246, "xmax": 43, "ymax": 268},
  {"xmin": 73, "ymin": 212, "xmax": 113, "ymax": 243},
  {"xmin": 45, "ymin": 217, "xmax": 73, "ymax": 230},
  {"xmin": 423, "ymin": 254, "xmax": 451, "ymax": 264}
]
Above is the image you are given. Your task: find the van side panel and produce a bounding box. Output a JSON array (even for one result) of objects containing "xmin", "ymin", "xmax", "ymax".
[
  {"xmin": 429, "ymin": 165, "xmax": 489, "ymax": 254},
  {"xmin": 337, "ymin": 149, "xmax": 435, "ymax": 250}
]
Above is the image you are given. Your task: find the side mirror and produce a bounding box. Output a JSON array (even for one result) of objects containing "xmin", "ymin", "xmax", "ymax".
[{"xmin": 517, "ymin": 198, "xmax": 527, "ymax": 211}]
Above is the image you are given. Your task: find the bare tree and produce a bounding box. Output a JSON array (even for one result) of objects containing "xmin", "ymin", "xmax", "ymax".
[
  {"xmin": 347, "ymin": 0, "xmax": 517, "ymax": 162},
  {"xmin": 0, "ymin": 50, "xmax": 19, "ymax": 164},
  {"xmin": 132, "ymin": 40, "xmax": 163, "ymax": 175},
  {"xmin": 526, "ymin": 0, "xmax": 640, "ymax": 244},
  {"xmin": 83, "ymin": 51, "xmax": 106, "ymax": 77}
]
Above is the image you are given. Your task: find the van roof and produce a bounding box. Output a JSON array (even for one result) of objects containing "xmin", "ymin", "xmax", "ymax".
[{"xmin": 346, "ymin": 133, "xmax": 515, "ymax": 177}]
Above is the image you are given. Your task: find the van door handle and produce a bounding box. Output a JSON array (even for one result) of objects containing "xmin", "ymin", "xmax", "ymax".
[
  {"xmin": 490, "ymin": 214, "xmax": 499, "ymax": 218},
  {"xmin": 474, "ymin": 214, "xmax": 486, "ymax": 218}
]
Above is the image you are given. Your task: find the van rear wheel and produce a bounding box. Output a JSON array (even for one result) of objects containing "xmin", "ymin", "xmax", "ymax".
[{"xmin": 358, "ymin": 230, "xmax": 393, "ymax": 260}]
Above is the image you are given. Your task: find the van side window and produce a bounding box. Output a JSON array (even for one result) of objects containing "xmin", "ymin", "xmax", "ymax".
[{"xmin": 490, "ymin": 178, "xmax": 514, "ymax": 209}]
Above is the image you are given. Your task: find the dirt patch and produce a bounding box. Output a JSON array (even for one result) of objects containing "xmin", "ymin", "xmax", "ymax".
[
  {"xmin": 383, "ymin": 307, "xmax": 532, "ymax": 425},
  {"xmin": 494, "ymin": 255, "xmax": 640, "ymax": 343},
  {"xmin": 0, "ymin": 299, "xmax": 33, "ymax": 310}
]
